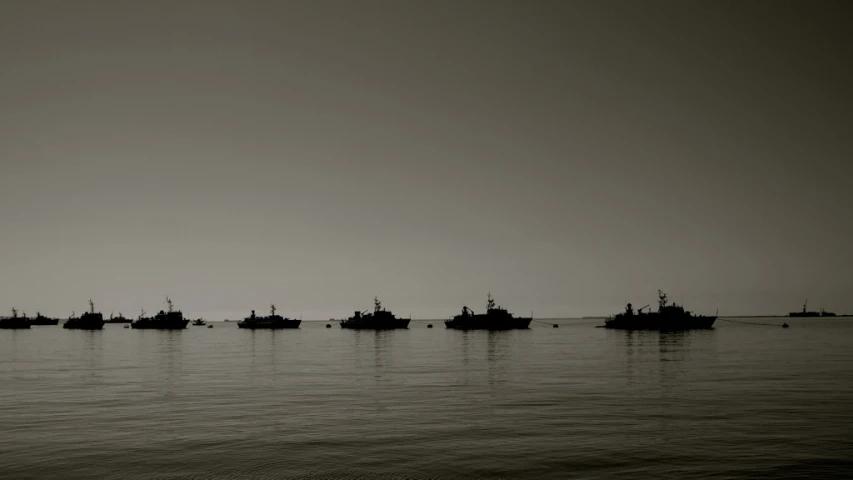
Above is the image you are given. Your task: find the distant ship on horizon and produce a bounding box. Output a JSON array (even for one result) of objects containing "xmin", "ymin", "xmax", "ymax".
[
  {"xmin": 105, "ymin": 312, "xmax": 132, "ymax": 324},
  {"xmin": 340, "ymin": 297, "xmax": 409, "ymax": 330},
  {"xmin": 788, "ymin": 299, "xmax": 835, "ymax": 317},
  {"xmin": 604, "ymin": 290, "xmax": 716, "ymax": 331},
  {"xmin": 28, "ymin": 312, "xmax": 59, "ymax": 326},
  {"xmin": 237, "ymin": 304, "xmax": 301, "ymax": 329},
  {"xmin": 445, "ymin": 293, "xmax": 532, "ymax": 330}
]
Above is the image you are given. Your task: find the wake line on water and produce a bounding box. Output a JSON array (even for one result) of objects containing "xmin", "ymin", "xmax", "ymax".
[
  {"xmin": 533, "ymin": 319, "xmax": 602, "ymax": 327},
  {"xmin": 717, "ymin": 317, "xmax": 788, "ymax": 328}
]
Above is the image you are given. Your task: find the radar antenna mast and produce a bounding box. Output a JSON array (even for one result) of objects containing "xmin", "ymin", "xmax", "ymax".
[{"xmin": 657, "ymin": 290, "xmax": 668, "ymax": 310}]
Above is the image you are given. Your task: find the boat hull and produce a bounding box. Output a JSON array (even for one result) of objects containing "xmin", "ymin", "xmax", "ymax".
[
  {"xmin": 29, "ymin": 318, "xmax": 59, "ymax": 326},
  {"xmin": 445, "ymin": 317, "xmax": 532, "ymax": 330},
  {"xmin": 131, "ymin": 320, "xmax": 190, "ymax": 330},
  {"xmin": 340, "ymin": 318, "xmax": 410, "ymax": 330},
  {"xmin": 0, "ymin": 319, "xmax": 31, "ymax": 329},
  {"xmin": 237, "ymin": 319, "xmax": 301, "ymax": 329},
  {"xmin": 63, "ymin": 321, "xmax": 105, "ymax": 330},
  {"xmin": 604, "ymin": 315, "xmax": 716, "ymax": 331}
]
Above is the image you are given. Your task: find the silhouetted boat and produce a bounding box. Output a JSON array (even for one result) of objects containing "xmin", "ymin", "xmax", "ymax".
[
  {"xmin": 340, "ymin": 297, "xmax": 409, "ymax": 330},
  {"xmin": 445, "ymin": 293, "xmax": 532, "ymax": 330},
  {"xmin": 63, "ymin": 300, "xmax": 105, "ymax": 330},
  {"xmin": 820, "ymin": 309, "xmax": 837, "ymax": 317},
  {"xmin": 28, "ymin": 312, "xmax": 59, "ymax": 326},
  {"xmin": 105, "ymin": 312, "xmax": 132, "ymax": 324},
  {"xmin": 604, "ymin": 290, "xmax": 716, "ymax": 331},
  {"xmin": 788, "ymin": 299, "xmax": 820, "ymax": 317},
  {"xmin": 237, "ymin": 304, "xmax": 301, "ymax": 329},
  {"xmin": 0, "ymin": 308, "xmax": 31, "ymax": 329},
  {"xmin": 131, "ymin": 298, "xmax": 190, "ymax": 330},
  {"xmin": 192, "ymin": 318, "xmax": 207, "ymax": 326}
]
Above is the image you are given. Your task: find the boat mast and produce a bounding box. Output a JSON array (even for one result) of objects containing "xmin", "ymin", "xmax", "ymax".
[
  {"xmin": 271, "ymin": 304, "xmax": 276, "ymax": 316},
  {"xmin": 11, "ymin": 307, "xmax": 17, "ymax": 318},
  {"xmin": 803, "ymin": 298, "xmax": 808, "ymax": 313},
  {"xmin": 374, "ymin": 296, "xmax": 381, "ymax": 313},
  {"xmin": 166, "ymin": 297, "xmax": 173, "ymax": 313},
  {"xmin": 89, "ymin": 299, "xmax": 95, "ymax": 315},
  {"xmin": 487, "ymin": 292, "xmax": 495, "ymax": 311}
]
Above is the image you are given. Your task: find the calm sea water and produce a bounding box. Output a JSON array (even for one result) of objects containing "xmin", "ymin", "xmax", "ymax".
[{"xmin": 2, "ymin": 318, "xmax": 852, "ymax": 479}]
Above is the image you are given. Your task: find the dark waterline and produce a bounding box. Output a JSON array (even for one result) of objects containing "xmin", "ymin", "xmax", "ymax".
[{"xmin": 2, "ymin": 319, "xmax": 852, "ymax": 479}]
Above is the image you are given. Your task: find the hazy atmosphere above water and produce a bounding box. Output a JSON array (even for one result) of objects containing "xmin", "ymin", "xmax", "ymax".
[{"xmin": 1, "ymin": 1, "xmax": 851, "ymax": 319}]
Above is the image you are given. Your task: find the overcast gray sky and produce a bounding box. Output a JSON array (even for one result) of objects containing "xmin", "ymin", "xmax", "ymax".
[{"xmin": 1, "ymin": 0, "xmax": 851, "ymax": 319}]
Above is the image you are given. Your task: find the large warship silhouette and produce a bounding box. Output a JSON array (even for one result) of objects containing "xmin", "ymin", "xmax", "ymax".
[
  {"xmin": 340, "ymin": 297, "xmax": 409, "ymax": 330},
  {"xmin": 131, "ymin": 298, "xmax": 189, "ymax": 330},
  {"xmin": 445, "ymin": 293, "xmax": 532, "ymax": 330},
  {"xmin": 64, "ymin": 300, "xmax": 105, "ymax": 330},
  {"xmin": 0, "ymin": 308, "xmax": 31, "ymax": 329},
  {"xmin": 238, "ymin": 304, "xmax": 301, "ymax": 329},
  {"xmin": 604, "ymin": 290, "xmax": 716, "ymax": 331},
  {"xmin": 28, "ymin": 312, "xmax": 59, "ymax": 326},
  {"xmin": 788, "ymin": 299, "xmax": 835, "ymax": 317}
]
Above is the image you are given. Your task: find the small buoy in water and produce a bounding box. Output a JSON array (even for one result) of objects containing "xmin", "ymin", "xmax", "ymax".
[
  {"xmin": 208, "ymin": 325, "xmax": 213, "ymax": 328},
  {"xmin": 427, "ymin": 324, "xmax": 433, "ymax": 328},
  {"xmin": 326, "ymin": 324, "xmax": 332, "ymax": 328},
  {"xmin": 123, "ymin": 325, "xmax": 130, "ymax": 329},
  {"xmin": 552, "ymin": 324, "xmax": 559, "ymax": 328},
  {"xmin": 782, "ymin": 323, "xmax": 789, "ymax": 328}
]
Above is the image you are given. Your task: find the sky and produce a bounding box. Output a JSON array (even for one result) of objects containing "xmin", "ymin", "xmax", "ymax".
[{"xmin": 1, "ymin": 0, "xmax": 851, "ymax": 319}]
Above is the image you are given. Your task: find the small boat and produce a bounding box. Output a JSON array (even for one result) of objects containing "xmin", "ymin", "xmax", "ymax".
[{"xmin": 192, "ymin": 318, "xmax": 207, "ymax": 326}]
